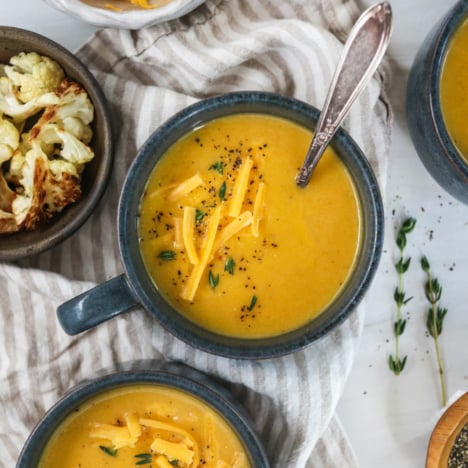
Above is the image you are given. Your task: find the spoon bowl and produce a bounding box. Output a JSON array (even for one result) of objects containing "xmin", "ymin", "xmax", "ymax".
[{"xmin": 296, "ymin": 1, "xmax": 392, "ymax": 187}]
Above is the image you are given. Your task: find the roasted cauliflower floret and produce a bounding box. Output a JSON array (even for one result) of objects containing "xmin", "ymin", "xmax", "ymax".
[
  {"xmin": 34, "ymin": 79, "xmax": 94, "ymax": 144},
  {"xmin": 4, "ymin": 51, "xmax": 65, "ymax": 103},
  {"xmin": 30, "ymin": 123, "xmax": 94, "ymax": 167},
  {"xmin": 10, "ymin": 141, "xmax": 82, "ymax": 231},
  {"xmin": 0, "ymin": 76, "xmax": 59, "ymax": 123},
  {"xmin": 0, "ymin": 114, "xmax": 19, "ymax": 164}
]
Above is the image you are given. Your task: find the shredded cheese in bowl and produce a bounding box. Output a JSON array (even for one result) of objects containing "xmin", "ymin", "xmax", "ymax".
[
  {"xmin": 105, "ymin": 0, "xmax": 157, "ymax": 11},
  {"xmin": 80, "ymin": 0, "xmax": 173, "ymax": 12}
]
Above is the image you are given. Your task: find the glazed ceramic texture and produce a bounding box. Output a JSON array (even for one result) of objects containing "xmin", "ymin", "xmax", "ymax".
[
  {"xmin": 57, "ymin": 91, "xmax": 384, "ymax": 359},
  {"xmin": 0, "ymin": 27, "xmax": 113, "ymax": 261},
  {"xmin": 16, "ymin": 363, "xmax": 269, "ymax": 468},
  {"xmin": 407, "ymin": 0, "xmax": 468, "ymax": 205}
]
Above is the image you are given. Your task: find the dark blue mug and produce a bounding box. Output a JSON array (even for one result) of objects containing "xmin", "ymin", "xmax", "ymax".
[
  {"xmin": 57, "ymin": 91, "xmax": 384, "ymax": 359},
  {"xmin": 407, "ymin": 0, "xmax": 468, "ymax": 204},
  {"xmin": 16, "ymin": 362, "xmax": 270, "ymax": 467}
]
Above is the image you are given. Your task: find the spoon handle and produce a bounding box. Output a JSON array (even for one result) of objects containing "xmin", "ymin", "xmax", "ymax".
[{"xmin": 295, "ymin": 1, "xmax": 392, "ymax": 187}]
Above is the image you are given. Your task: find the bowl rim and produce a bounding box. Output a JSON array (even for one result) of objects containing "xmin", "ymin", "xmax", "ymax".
[
  {"xmin": 118, "ymin": 90, "xmax": 384, "ymax": 360},
  {"xmin": 0, "ymin": 26, "xmax": 114, "ymax": 261},
  {"xmin": 44, "ymin": 0, "xmax": 207, "ymax": 29},
  {"xmin": 429, "ymin": 2, "xmax": 468, "ymax": 180},
  {"xmin": 15, "ymin": 365, "xmax": 270, "ymax": 468}
]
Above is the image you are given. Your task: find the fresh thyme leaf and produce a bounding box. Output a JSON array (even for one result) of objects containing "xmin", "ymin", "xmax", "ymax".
[
  {"xmin": 219, "ymin": 181, "xmax": 227, "ymax": 201},
  {"xmin": 395, "ymin": 217, "xmax": 417, "ymax": 251},
  {"xmin": 393, "ymin": 287, "xmax": 406, "ymax": 306},
  {"xmin": 424, "ymin": 277, "xmax": 442, "ymax": 303},
  {"xmin": 209, "ymin": 270, "xmax": 219, "ymax": 289},
  {"xmin": 99, "ymin": 445, "xmax": 118, "ymax": 457},
  {"xmin": 426, "ymin": 307, "xmax": 447, "ymax": 338},
  {"xmin": 421, "ymin": 256, "xmax": 448, "ymax": 406},
  {"xmin": 388, "ymin": 355, "xmax": 407, "ymax": 375},
  {"xmin": 225, "ymin": 257, "xmax": 235, "ymax": 275},
  {"xmin": 135, "ymin": 459, "xmax": 152, "ymax": 465},
  {"xmin": 134, "ymin": 452, "xmax": 152, "ymax": 465},
  {"xmin": 394, "ymin": 318, "xmax": 407, "ymax": 336},
  {"xmin": 395, "ymin": 257, "xmax": 411, "ymax": 274},
  {"xmin": 209, "ymin": 161, "xmax": 224, "ymax": 174},
  {"xmin": 396, "ymin": 231, "xmax": 407, "ymax": 250},
  {"xmin": 400, "ymin": 217, "xmax": 417, "ymax": 234},
  {"xmin": 248, "ymin": 295, "xmax": 257, "ymax": 311},
  {"xmin": 158, "ymin": 250, "xmax": 176, "ymax": 261},
  {"xmin": 195, "ymin": 209, "xmax": 205, "ymax": 222},
  {"xmin": 421, "ymin": 255, "xmax": 430, "ymax": 273}
]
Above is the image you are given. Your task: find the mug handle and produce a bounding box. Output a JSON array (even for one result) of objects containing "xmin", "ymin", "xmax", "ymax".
[{"xmin": 57, "ymin": 274, "xmax": 139, "ymax": 335}]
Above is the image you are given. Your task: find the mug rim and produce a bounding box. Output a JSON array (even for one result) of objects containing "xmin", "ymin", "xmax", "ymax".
[
  {"xmin": 430, "ymin": 2, "xmax": 468, "ymax": 178},
  {"xmin": 16, "ymin": 364, "xmax": 269, "ymax": 467},
  {"xmin": 118, "ymin": 91, "xmax": 384, "ymax": 359}
]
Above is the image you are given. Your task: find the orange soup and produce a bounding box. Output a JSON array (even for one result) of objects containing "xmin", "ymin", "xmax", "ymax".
[
  {"xmin": 39, "ymin": 384, "xmax": 249, "ymax": 468},
  {"xmin": 440, "ymin": 17, "xmax": 468, "ymax": 163},
  {"xmin": 138, "ymin": 114, "xmax": 361, "ymax": 338}
]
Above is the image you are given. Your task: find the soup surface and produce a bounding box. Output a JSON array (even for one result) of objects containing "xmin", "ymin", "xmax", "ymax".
[
  {"xmin": 139, "ymin": 114, "xmax": 361, "ymax": 338},
  {"xmin": 440, "ymin": 17, "xmax": 468, "ymax": 163},
  {"xmin": 39, "ymin": 384, "xmax": 249, "ymax": 468}
]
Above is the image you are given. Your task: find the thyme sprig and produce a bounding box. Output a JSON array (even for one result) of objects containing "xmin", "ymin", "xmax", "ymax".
[
  {"xmin": 421, "ymin": 255, "xmax": 448, "ymax": 406},
  {"xmin": 389, "ymin": 217, "xmax": 416, "ymax": 375}
]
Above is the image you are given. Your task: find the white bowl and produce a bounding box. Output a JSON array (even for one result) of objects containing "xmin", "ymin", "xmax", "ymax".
[{"xmin": 44, "ymin": 0, "xmax": 207, "ymax": 29}]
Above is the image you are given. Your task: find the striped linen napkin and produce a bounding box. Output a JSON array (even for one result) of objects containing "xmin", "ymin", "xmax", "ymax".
[{"xmin": 0, "ymin": 0, "xmax": 391, "ymax": 466}]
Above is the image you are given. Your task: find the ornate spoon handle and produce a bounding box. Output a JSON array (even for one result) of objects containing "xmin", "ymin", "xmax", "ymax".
[{"xmin": 295, "ymin": 1, "xmax": 393, "ymax": 187}]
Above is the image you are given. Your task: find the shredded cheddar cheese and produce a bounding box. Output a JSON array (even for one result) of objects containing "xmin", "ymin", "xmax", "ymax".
[
  {"xmin": 173, "ymin": 216, "xmax": 184, "ymax": 249},
  {"xmin": 211, "ymin": 211, "xmax": 253, "ymax": 258},
  {"xmin": 251, "ymin": 181, "xmax": 265, "ymax": 237},
  {"xmin": 104, "ymin": 3, "xmax": 124, "ymax": 11},
  {"xmin": 168, "ymin": 173, "xmax": 204, "ymax": 201},
  {"xmin": 125, "ymin": 411, "xmax": 141, "ymax": 439},
  {"xmin": 228, "ymin": 157, "xmax": 253, "ymax": 218},
  {"xmin": 181, "ymin": 206, "xmax": 222, "ymax": 302},
  {"xmin": 182, "ymin": 206, "xmax": 199, "ymax": 264},
  {"xmin": 90, "ymin": 423, "xmax": 138, "ymax": 449},
  {"xmin": 154, "ymin": 455, "xmax": 174, "ymax": 468},
  {"xmin": 150, "ymin": 438, "xmax": 194, "ymax": 465},
  {"xmin": 130, "ymin": 0, "xmax": 158, "ymax": 7},
  {"xmin": 104, "ymin": 0, "xmax": 163, "ymax": 10}
]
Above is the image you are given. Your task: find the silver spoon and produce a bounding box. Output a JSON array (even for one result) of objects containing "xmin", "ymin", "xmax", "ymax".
[{"xmin": 295, "ymin": 1, "xmax": 393, "ymax": 187}]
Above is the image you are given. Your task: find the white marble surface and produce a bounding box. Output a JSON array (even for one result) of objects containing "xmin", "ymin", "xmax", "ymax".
[{"xmin": 2, "ymin": 1, "xmax": 467, "ymax": 467}]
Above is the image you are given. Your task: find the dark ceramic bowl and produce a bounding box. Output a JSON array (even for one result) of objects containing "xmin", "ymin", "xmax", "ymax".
[
  {"xmin": 16, "ymin": 363, "xmax": 269, "ymax": 467},
  {"xmin": 0, "ymin": 26, "xmax": 113, "ymax": 261},
  {"xmin": 407, "ymin": 0, "xmax": 468, "ymax": 204},
  {"xmin": 57, "ymin": 91, "xmax": 383, "ymax": 359}
]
